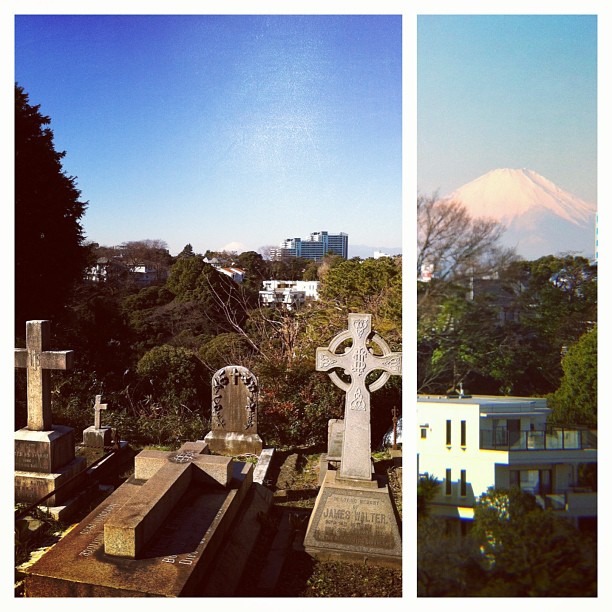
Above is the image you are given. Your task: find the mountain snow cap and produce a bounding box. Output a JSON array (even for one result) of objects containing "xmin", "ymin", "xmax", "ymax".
[{"xmin": 445, "ymin": 168, "xmax": 595, "ymax": 227}]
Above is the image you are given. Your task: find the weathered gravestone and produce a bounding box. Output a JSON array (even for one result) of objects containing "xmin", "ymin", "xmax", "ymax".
[
  {"xmin": 204, "ymin": 365, "xmax": 263, "ymax": 455},
  {"xmin": 318, "ymin": 419, "xmax": 344, "ymax": 485},
  {"xmin": 82, "ymin": 395, "xmax": 113, "ymax": 448},
  {"xmin": 23, "ymin": 440, "xmax": 271, "ymax": 596},
  {"xmin": 303, "ymin": 313, "xmax": 402, "ymax": 568},
  {"xmin": 14, "ymin": 320, "xmax": 86, "ymax": 507},
  {"xmin": 326, "ymin": 419, "xmax": 345, "ymax": 462}
]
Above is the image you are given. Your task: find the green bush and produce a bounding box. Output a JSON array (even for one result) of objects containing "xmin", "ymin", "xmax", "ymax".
[
  {"xmin": 256, "ymin": 361, "xmax": 343, "ymax": 448},
  {"xmin": 136, "ymin": 344, "xmax": 206, "ymax": 410}
]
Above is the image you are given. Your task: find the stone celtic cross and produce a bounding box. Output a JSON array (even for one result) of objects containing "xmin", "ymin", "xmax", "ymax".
[
  {"xmin": 94, "ymin": 395, "xmax": 108, "ymax": 430},
  {"xmin": 14, "ymin": 320, "xmax": 74, "ymax": 431},
  {"xmin": 316, "ymin": 313, "xmax": 402, "ymax": 481}
]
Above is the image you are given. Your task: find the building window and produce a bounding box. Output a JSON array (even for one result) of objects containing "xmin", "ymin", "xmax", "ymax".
[
  {"xmin": 461, "ymin": 420, "xmax": 467, "ymax": 446},
  {"xmin": 421, "ymin": 428, "xmax": 427, "ymax": 439},
  {"xmin": 509, "ymin": 470, "xmax": 520, "ymax": 488},
  {"xmin": 511, "ymin": 469, "xmax": 552, "ymax": 495},
  {"xmin": 445, "ymin": 469, "xmax": 452, "ymax": 495},
  {"xmin": 446, "ymin": 420, "xmax": 452, "ymax": 445},
  {"xmin": 460, "ymin": 470, "xmax": 467, "ymax": 496}
]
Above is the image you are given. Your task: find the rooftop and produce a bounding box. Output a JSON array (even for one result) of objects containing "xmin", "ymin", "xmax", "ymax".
[{"xmin": 417, "ymin": 394, "xmax": 549, "ymax": 414}]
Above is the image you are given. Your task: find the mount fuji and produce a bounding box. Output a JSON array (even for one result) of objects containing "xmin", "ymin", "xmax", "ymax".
[{"xmin": 443, "ymin": 168, "xmax": 596, "ymax": 260}]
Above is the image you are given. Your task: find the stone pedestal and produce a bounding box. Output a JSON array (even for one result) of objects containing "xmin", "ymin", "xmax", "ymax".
[
  {"xmin": 82, "ymin": 426, "xmax": 113, "ymax": 448},
  {"xmin": 304, "ymin": 471, "xmax": 402, "ymax": 569},
  {"xmin": 15, "ymin": 426, "xmax": 86, "ymax": 506},
  {"xmin": 203, "ymin": 431, "xmax": 263, "ymax": 456}
]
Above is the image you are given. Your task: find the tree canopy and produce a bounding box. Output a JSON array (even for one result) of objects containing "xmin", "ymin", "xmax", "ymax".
[
  {"xmin": 417, "ymin": 193, "xmax": 513, "ymax": 282},
  {"xmin": 548, "ymin": 325, "xmax": 597, "ymax": 427},
  {"xmin": 15, "ymin": 84, "xmax": 88, "ymax": 332},
  {"xmin": 471, "ymin": 487, "xmax": 596, "ymax": 596},
  {"xmin": 417, "ymin": 253, "xmax": 597, "ymax": 396}
]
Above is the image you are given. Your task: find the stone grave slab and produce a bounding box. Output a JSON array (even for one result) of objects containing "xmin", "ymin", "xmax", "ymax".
[
  {"xmin": 104, "ymin": 441, "xmax": 233, "ymax": 559},
  {"xmin": 24, "ymin": 457, "xmax": 254, "ymax": 596},
  {"xmin": 199, "ymin": 481, "xmax": 273, "ymax": 596},
  {"xmin": 204, "ymin": 365, "xmax": 263, "ymax": 455},
  {"xmin": 253, "ymin": 447, "xmax": 275, "ymax": 484},
  {"xmin": 304, "ymin": 313, "xmax": 402, "ymax": 568}
]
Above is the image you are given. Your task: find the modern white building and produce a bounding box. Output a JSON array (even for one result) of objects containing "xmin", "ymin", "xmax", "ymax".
[
  {"xmin": 259, "ymin": 280, "xmax": 319, "ymax": 310},
  {"xmin": 273, "ymin": 231, "xmax": 348, "ymax": 261},
  {"xmin": 85, "ymin": 258, "xmax": 167, "ymax": 286},
  {"xmin": 417, "ymin": 395, "xmax": 597, "ymax": 528}
]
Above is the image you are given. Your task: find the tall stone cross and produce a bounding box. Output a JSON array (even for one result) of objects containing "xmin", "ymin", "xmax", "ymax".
[
  {"xmin": 316, "ymin": 313, "xmax": 402, "ymax": 482},
  {"xmin": 14, "ymin": 320, "xmax": 74, "ymax": 431},
  {"xmin": 94, "ymin": 395, "xmax": 108, "ymax": 430}
]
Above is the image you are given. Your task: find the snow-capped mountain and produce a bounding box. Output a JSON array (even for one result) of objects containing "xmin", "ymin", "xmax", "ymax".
[{"xmin": 444, "ymin": 168, "xmax": 596, "ymax": 260}]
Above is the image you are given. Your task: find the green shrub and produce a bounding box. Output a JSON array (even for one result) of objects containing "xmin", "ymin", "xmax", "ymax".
[{"xmin": 136, "ymin": 344, "xmax": 206, "ymax": 410}]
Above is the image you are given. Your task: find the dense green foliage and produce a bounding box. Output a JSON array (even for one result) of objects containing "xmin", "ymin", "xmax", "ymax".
[
  {"xmin": 15, "ymin": 85, "xmax": 89, "ymax": 332},
  {"xmin": 418, "ymin": 254, "xmax": 597, "ymax": 404},
  {"xmin": 31, "ymin": 252, "xmax": 402, "ymax": 448},
  {"xmin": 418, "ymin": 487, "xmax": 597, "ymax": 596},
  {"xmin": 548, "ymin": 325, "xmax": 597, "ymax": 427},
  {"xmin": 417, "ymin": 473, "xmax": 441, "ymax": 518},
  {"xmin": 473, "ymin": 488, "xmax": 597, "ymax": 596},
  {"xmin": 136, "ymin": 345, "xmax": 206, "ymax": 409}
]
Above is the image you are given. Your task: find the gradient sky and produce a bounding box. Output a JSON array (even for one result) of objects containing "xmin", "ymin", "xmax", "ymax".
[
  {"xmin": 14, "ymin": 14, "xmax": 402, "ymax": 256},
  {"xmin": 417, "ymin": 14, "xmax": 597, "ymax": 204}
]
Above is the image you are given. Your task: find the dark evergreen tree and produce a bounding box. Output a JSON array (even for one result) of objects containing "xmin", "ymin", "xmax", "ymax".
[
  {"xmin": 15, "ymin": 84, "xmax": 88, "ymax": 333},
  {"xmin": 548, "ymin": 325, "xmax": 597, "ymax": 428},
  {"xmin": 177, "ymin": 243, "xmax": 195, "ymax": 258}
]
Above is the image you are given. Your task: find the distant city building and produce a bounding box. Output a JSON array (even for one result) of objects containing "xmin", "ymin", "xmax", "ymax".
[
  {"xmin": 85, "ymin": 257, "xmax": 167, "ymax": 286},
  {"xmin": 217, "ymin": 267, "xmax": 245, "ymax": 283},
  {"xmin": 85, "ymin": 258, "xmax": 126, "ymax": 283},
  {"xmin": 259, "ymin": 280, "xmax": 320, "ymax": 310},
  {"xmin": 272, "ymin": 231, "xmax": 348, "ymax": 261}
]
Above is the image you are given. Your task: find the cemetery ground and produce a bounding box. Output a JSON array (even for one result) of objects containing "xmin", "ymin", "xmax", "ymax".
[{"xmin": 15, "ymin": 442, "xmax": 402, "ymax": 598}]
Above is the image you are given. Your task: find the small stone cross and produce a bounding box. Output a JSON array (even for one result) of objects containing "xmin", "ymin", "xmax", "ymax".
[
  {"xmin": 94, "ymin": 395, "xmax": 108, "ymax": 430},
  {"xmin": 316, "ymin": 313, "xmax": 402, "ymax": 481},
  {"xmin": 14, "ymin": 320, "xmax": 74, "ymax": 431}
]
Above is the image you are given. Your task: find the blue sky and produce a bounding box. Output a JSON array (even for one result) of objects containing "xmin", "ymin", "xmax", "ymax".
[
  {"xmin": 14, "ymin": 14, "xmax": 402, "ymax": 257},
  {"xmin": 418, "ymin": 14, "xmax": 597, "ymax": 204}
]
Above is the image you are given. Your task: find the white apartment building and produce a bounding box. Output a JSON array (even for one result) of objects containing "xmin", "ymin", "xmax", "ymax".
[
  {"xmin": 274, "ymin": 231, "xmax": 348, "ymax": 261},
  {"xmin": 85, "ymin": 258, "xmax": 167, "ymax": 286},
  {"xmin": 259, "ymin": 280, "xmax": 319, "ymax": 310},
  {"xmin": 417, "ymin": 395, "xmax": 597, "ymax": 528}
]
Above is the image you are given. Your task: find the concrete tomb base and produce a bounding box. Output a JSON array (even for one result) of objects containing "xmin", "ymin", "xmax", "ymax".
[
  {"xmin": 83, "ymin": 426, "xmax": 113, "ymax": 448},
  {"xmin": 15, "ymin": 425, "xmax": 87, "ymax": 506},
  {"xmin": 303, "ymin": 470, "xmax": 402, "ymax": 569},
  {"xmin": 24, "ymin": 447, "xmax": 268, "ymax": 596}
]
